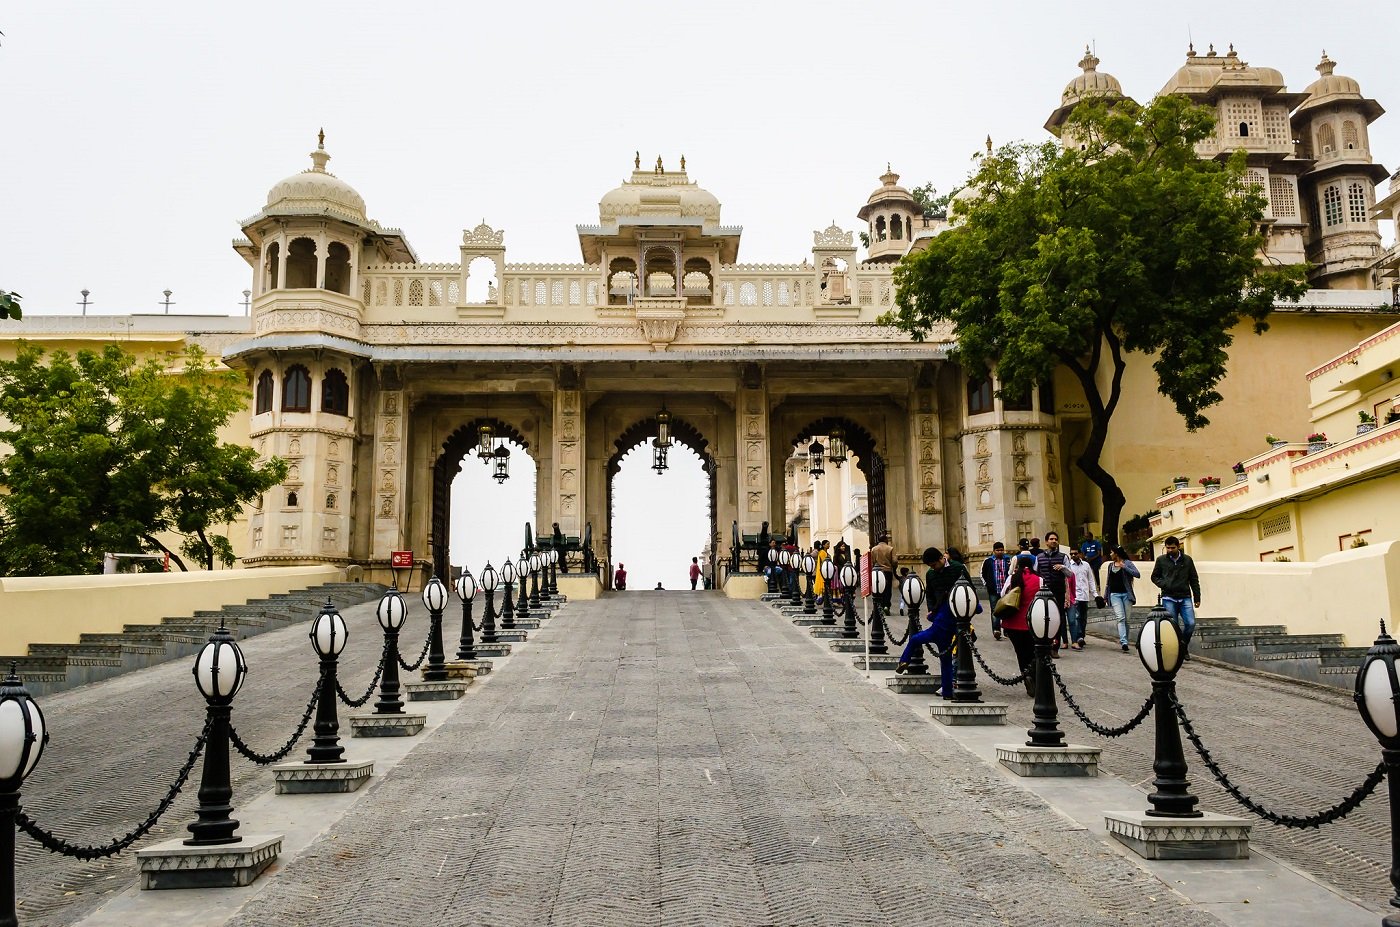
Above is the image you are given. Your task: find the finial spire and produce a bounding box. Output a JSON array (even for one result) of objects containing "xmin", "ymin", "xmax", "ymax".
[
  {"xmin": 680, "ymin": 154, "xmax": 685, "ymax": 171},
  {"xmin": 1078, "ymin": 45, "xmax": 1098, "ymax": 73},
  {"xmin": 309, "ymin": 130, "xmax": 331, "ymax": 172},
  {"xmin": 634, "ymin": 151, "xmax": 640, "ymax": 169},
  {"xmin": 1317, "ymin": 50, "xmax": 1336, "ymax": 76},
  {"xmin": 317, "ymin": 127, "xmax": 325, "ymax": 149},
  {"xmin": 985, "ymin": 135, "xmax": 993, "ymax": 154},
  {"xmin": 655, "ymin": 155, "xmax": 664, "ymax": 173}
]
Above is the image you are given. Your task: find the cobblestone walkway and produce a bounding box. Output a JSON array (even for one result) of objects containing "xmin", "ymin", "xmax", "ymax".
[{"xmin": 219, "ymin": 594, "xmax": 1221, "ymax": 927}]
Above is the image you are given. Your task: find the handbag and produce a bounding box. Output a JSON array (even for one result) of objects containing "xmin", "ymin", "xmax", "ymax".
[
  {"xmin": 993, "ymin": 585, "xmax": 1021, "ymax": 620},
  {"xmin": 1094, "ymin": 595, "xmax": 1106, "ymax": 610}
]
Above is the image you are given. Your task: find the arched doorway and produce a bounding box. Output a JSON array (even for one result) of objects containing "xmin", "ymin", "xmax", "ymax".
[
  {"xmin": 605, "ymin": 415, "xmax": 717, "ymax": 590},
  {"xmin": 431, "ymin": 418, "xmax": 534, "ymax": 579},
  {"xmin": 788, "ymin": 417, "xmax": 886, "ymax": 547}
]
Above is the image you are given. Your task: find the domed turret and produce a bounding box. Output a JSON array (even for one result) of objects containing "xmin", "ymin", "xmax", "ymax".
[
  {"xmin": 856, "ymin": 166, "xmax": 922, "ymax": 263},
  {"xmin": 596, "ymin": 154, "xmax": 721, "ymax": 230},
  {"xmin": 1046, "ymin": 47, "xmax": 1125, "ymax": 139},
  {"xmin": 265, "ymin": 130, "xmax": 367, "ymax": 222}
]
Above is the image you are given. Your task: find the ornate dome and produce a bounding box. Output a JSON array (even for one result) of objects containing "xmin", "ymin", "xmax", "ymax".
[
  {"xmin": 856, "ymin": 167, "xmax": 919, "ymax": 221},
  {"xmin": 1303, "ymin": 52, "xmax": 1362, "ymax": 101},
  {"xmin": 1061, "ymin": 48, "xmax": 1122, "ymax": 104},
  {"xmin": 597, "ymin": 155, "xmax": 720, "ymax": 226},
  {"xmin": 265, "ymin": 131, "xmax": 367, "ymax": 222}
]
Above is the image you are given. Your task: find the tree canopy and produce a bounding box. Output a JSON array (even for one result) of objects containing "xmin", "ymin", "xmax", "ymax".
[
  {"xmin": 0, "ymin": 290, "xmax": 20, "ymax": 320},
  {"xmin": 0, "ymin": 343, "xmax": 287, "ymax": 574},
  {"xmin": 885, "ymin": 94, "xmax": 1309, "ymax": 542}
]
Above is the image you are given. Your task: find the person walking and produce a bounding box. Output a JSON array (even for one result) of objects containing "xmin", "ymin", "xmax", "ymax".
[
  {"xmin": 1152, "ymin": 536, "xmax": 1201, "ymax": 660},
  {"xmin": 813, "ymin": 540, "xmax": 829, "ymax": 603},
  {"xmin": 869, "ymin": 531, "xmax": 897, "ymax": 611},
  {"xmin": 614, "ymin": 563, "xmax": 627, "ymax": 590},
  {"xmin": 688, "ymin": 557, "xmax": 702, "ymax": 590},
  {"xmin": 1064, "ymin": 547, "xmax": 1099, "ymax": 650},
  {"xmin": 1078, "ymin": 530, "xmax": 1105, "ymax": 589},
  {"xmin": 1035, "ymin": 531, "xmax": 1069, "ymax": 653},
  {"xmin": 896, "ymin": 547, "xmax": 959, "ymax": 698},
  {"xmin": 1000, "ymin": 553, "xmax": 1040, "ymax": 696},
  {"xmin": 1105, "ymin": 546, "xmax": 1140, "ymax": 653},
  {"xmin": 981, "ymin": 542, "xmax": 1013, "ymax": 641}
]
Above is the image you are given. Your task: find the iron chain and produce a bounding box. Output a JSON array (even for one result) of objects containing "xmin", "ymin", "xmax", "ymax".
[
  {"xmin": 881, "ymin": 615, "xmax": 910, "ymax": 646},
  {"xmin": 958, "ymin": 628, "xmax": 1026, "ymax": 687},
  {"xmin": 1047, "ymin": 662, "xmax": 1153, "ymax": 737},
  {"xmin": 397, "ymin": 632, "xmax": 433, "ymax": 672},
  {"xmin": 16, "ymin": 716, "xmax": 212, "ymax": 860},
  {"xmin": 1173, "ymin": 696, "xmax": 1386, "ymax": 828},
  {"xmin": 229, "ymin": 666, "xmax": 324, "ymax": 765},
  {"xmin": 337, "ymin": 645, "xmax": 388, "ymax": 708}
]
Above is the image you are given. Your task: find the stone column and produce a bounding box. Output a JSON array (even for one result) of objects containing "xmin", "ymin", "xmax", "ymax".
[
  {"xmin": 736, "ymin": 384, "xmax": 770, "ymax": 537},
  {"xmin": 552, "ymin": 389, "xmax": 584, "ymax": 539},
  {"xmin": 371, "ymin": 387, "xmax": 407, "ymax": 563},
  {"xmin": 909, "ymin": 387, "xmax": 947, "ymax": 550}
]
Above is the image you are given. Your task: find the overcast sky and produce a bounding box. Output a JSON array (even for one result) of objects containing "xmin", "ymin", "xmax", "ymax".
[{"xmin": 4, "ymin": 1, "xmax": 1397, "ymax": 315}]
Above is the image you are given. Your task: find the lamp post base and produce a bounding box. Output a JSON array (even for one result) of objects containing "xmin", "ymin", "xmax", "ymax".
[
  {"xmin": 444, "ymin": 659, "xmax": 491, "ymax": 678},
  {"xmin": 852, "ymin": 654, "xmax": 897, "ymax": 671},
  {"xmin": 136, "ymin": 834, "xmax": 281, "ymax": 890},
  {"xmin": 808, "ymin": 626, "xmax": 846, "ymax": 639},
  {"xmin": 929, "ymin": 702, "xmax": 1008, "ymax": 726},
  {"xmin": 886, "ymin": 674, "xmax": 943, "ymax": 694},
  {"xmin": 792, "ymin": 616, "xmax": 826, "ymax": 627},
  {"xmin": 272, "ymin": 759, "xmax": 374, "ymax": 793},
  {"xmin": 1103, "ymin": 811, "xmax": 1251, "ymax": 859},
  {"xmin": 405, "ymin": 680, "xmax": 469, "ymax": 701},
  {"xmin": 828, "ymin": 639, "xmax": 866, "ymax": 652},
  {"xmin": 995, "ymin": 743, "xmax": 1100, "ymax": 777},
  {"xmin": 349, "ymin": 713, "xmax": 426, "ymax": 737},
  {"xmin": 473, "ymin": 643, "xmax": 513, "ymax": 658}
]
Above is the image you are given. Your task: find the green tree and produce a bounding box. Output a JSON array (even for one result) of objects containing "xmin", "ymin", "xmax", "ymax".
[
  {"xmin": 885, "ymin": 95, "xmax": 1308, "ymax": 543},
  {"xmin": 0, "ymin": 343, "xmax": 286, "ymax": 574},
  {"xmin": 0, "ymin": 290, "xmax": 21, "ymax": 319},
  {"xmin": 910, "ymin": 182, "xmax": 957, "ymax": 218}
]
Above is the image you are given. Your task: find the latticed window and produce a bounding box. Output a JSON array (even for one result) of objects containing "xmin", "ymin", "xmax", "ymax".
[
  {"xmin": 536, "ymin": 282, "xmax": 548, "ymax": 305},
  {"xmin": 568, "ymin": 281, "xmax": 581, "ymax": 305},
  {"xmin": 361, "ymin": 280, "xmax": 372, "ymax": 304},
  {"xmin": 721, "ymin": 284, "xmax": 735, "ymax": 306},
  {"xmin": 447, "ymin": 281, "xmax": 460, "ymax": 304},
  {"xmin": 1269, "ymin": 176, "xmax": 1297, "ymax": 218},
  {"xmin": 393, "ymin": 279, "xmax": 404, "ymax": 305},
  {"xmin": 1317, "ymin": 123, "xmax": 1336, "ymax": 153},
  {"xmin": 586, "ymin": 282, "xmax": 599, "ymax": 305},
  {"xmin": 552, "ymin": 281, "xmax": 564, "ymax": 305},
  {"xmin": 777, "ymin": 282, "xmax": 790, "ymax": 306},
  {"xmin": 408, "ymin": 279, "xmax": 424, "ymax": 307},
  {"xmin": 739, "ymin": 282, "xmax": 758, "ymax": 306},
  {"xmin": 1258, "ymin": 512, "xmax": 1291, "ymax": 539},
  {"xmin": 1349, "ymin": 183, "xmax": 1369, "ymax": 224},
  {"xmin": 428, "ymin": 280, "xmax": 443, "ymax": 306},
  {"xmin": 762, "ymin": 282, "xmax": 773, "ymax": 306},
  {"xmin": 858, "ymin": 281, "xmax": 873, "ymax": 306},
  {"xmin": 1323, "ymin": 185, "xmax": 1343, "ymax": 226},
  {"xmin": 1343, "ymin": 121, "xmax": 1359, "ymax": 150},
  {"xmin": 1263, "ymin": 108, "xmax": 1288, "ymax": 142}
]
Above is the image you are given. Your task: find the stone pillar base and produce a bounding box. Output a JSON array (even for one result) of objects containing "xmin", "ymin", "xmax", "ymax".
[
  {"xmin": 512, "ymin": 618, "xmax": 542, "ymax": 630},
  {"xmin": 995, "ymin": 743, "xmax": 1101, "ymax": 777},
  {"xmin": 929, "ymin": 702, "xmax": 1008, "ymax": 725},
  {"xmin": 1104, "ymin": 811, "xmax": 1251, "ymax": 859},
  {"xmin": 887, "ymin": 674, "xmax": 943, "ymax": 694},
  {"xmin": 808, "ymin": 626, "xmax": 844, "ymax": 638},
  {"xmin": 272, "ymin": 759, "xmax": 374, "ymax": 793},
  {"xmin": 473, "ymin": 643, "xmax": 513, "ymax": 657},
  {"xmin": 760, "ymin": 593, "xmax": 787, "ymax": 602},
  {"xmin": 405, "ymin": 680, "xmax": 469, "ymax": 701},
  {"xmin": 136, "ymin": 834, "xmax": 281, "ymax": 890},
  {"xmin": 827, "ymin": 638, "xmax": 865, "ymax": 652},
  {"xmin": 852, "ymin": 654, "xmax": 897, "ymax": 671},
  {"xmin": 493, "ymin": 630, "xmax": 528, "ymax": 642},
  {"xmin": 444, "ymin": 659, "xmax": 491, "ymax": 677},
  {"xmin": 349, "ymin": 713, "xmax": 427, "ymax": 737},
  {"xmin": 792, "ymin": 616, "xmax": 826, "ymax": 627}
]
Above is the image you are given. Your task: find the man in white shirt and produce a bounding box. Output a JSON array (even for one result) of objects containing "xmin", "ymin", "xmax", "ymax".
[{"xmin": 1065, "ymin": 548, "xmax": 1099, "ymax": 651}]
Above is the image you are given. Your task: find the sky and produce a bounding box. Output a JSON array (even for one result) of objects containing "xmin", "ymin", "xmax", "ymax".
[{"xmin": 4, "ymin": 1, "xmax": 1398, "ymax": 315}]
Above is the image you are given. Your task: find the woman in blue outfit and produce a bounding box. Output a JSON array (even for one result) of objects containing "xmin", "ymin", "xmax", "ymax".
[
  {"xmin": 896, "ymin": 547, "xmax": 971, "ymax": 697},
  {"xmin": 1104, "ymin": 546, "xmax": 1140, "ymax": 652}
]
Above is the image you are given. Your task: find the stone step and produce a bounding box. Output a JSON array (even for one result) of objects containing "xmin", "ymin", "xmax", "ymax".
[{"xmin": 1254, "ymin": 633, "xmax": 1346, "ymax": 653}]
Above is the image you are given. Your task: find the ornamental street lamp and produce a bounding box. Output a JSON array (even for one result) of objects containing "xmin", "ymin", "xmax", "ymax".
[
  {"xmin": 477, "ymin": 422, "xmax": 495, "ymax": 463},
  {"xmin": 186, "ymin": 621, "xmax": 249, "ymax": 846},
  {"xmin": 515, "ymin": 555, "xmax": 531, "ymax": 621},
  {"xmin": 455, "ymin": 569, "xmax": 477, "ymax": 661},
  {"xmin": 819, "ymin": 557, "xmax": 836, "ymax": 625},
  {"xmin": 767, "ymin": 548, "xmax": 779, "ymax": 594},
  {"xmin": 839, "ymin": 562, "xmax": 858, "ymax": 638},
  {"xmin": 808, "ymin": 440, "xmax": 825, "ymax": 480},
  {"xmin": 827, "ymin": 427, "xmax": 847, "ymax": 468},
  {"xmin": 1138, "ymin": 604, "xmax": 1202, "ymax": 818},
  {"xmin": 548, "ymin": 548, "xmax": 559, "ymax": 597},
  {"xmin": 500, "ymin": 558, "xmax": 517, "ymax": 630},
  {"xmin": 868, "ymin": 565, "xmax": 888, "ymax": 654},
  {"xmin": 900, "ymin": 573, "xmax": 929, "ymax": 676},
  {"xmin": 421, "ymin": 576, "xmax": 449, "ymax": 683},
  {"xmin": 479, "ymin": 564, "xmax": 499, "ymax": 644},
  {"xmin": 373, "ymin": 586, "xmax": 408, "ymax": 716},
  {"xmin": 492, "ymin": 443, "xmax": 511, "ymax": 483},
  {"xmin": 306, "ymin": 601, "xmax": 348, "ymax": 764},
  {"xmin": 801, "ymin": 552, "xmax": 817, "ymax": 614},
  {"xmin": 1026, "ymin": 586, "xmax": 1066, "ymax": 749},
  {"xmin": 948, "ymin": 577, "xmax": 984, "ymax": 704},
  {"xmin": 656, "ymin": 404, "xmax": 672, "ymax": 447},
  {"xmin": 1355, "ymin": 621, "xmax": 1400, "ymax": 926},
  {"xmin": 652, "ymin": 437, "xmax": 669, "ymax": 474},
  {"xmin": 0, "ymin": 664, "xmax": 48, "ymax": 927},
  {"xmin": 786, "ymin": 551, "xmax": 802, "ymax": 608},
  {"xmin": 529, "ymin": 553, "xmax": 543, "ymax": 609}
]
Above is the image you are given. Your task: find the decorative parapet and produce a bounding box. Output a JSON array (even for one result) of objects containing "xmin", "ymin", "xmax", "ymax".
[{"xmin": 813, "ymin": 223, "xmax": 853, "ymax": 248}]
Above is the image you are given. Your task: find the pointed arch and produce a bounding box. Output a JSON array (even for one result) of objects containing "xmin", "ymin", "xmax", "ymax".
[
  {"xmin": 430, "ymin": 418, "xmax": 533, "ymax": 578},
  {"xmin": 788, "ymin": 416, "xmax": 887, "ymax": 542}
]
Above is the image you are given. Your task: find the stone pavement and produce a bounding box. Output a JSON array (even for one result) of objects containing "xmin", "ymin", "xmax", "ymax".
[{"xmin": 14, "ymin": 592, "xmax": 1391, "ymax": 926}]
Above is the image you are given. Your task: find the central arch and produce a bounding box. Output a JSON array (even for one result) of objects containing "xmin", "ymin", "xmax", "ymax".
[
  {"xmin": 788, "ymin": 416, "xmax": 886, "ymax": 544},
  {"xmin": 431, "ymin": 418, "xmax": 532, "ymax": 578},
  {"xmin": 605, "ymin": 415, "xmax": 718, "ymax": 588}
]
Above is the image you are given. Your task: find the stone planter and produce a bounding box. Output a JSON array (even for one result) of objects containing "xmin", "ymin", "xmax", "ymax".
[
  {"xmin": 1202, "ymin": 482, "xmax": 1220, "ymax": 493},
  {"xmin": 1308, "ymin": 441, "xmax": 1327, "ymax": 454},
  {"xmin": 1358, "ymin": 423, "xmax": 1377, "ymax": 435},
  {"xmin": 1234, "ymin": 472, "xmax": 1247, "ymax": 483},
  {"xmin": 1173, "ymin": 480, "xmax": 1188, "ymax": 491},
  {"xmin": 1271, "ymin": 440, "xmax": 1288, "ymax": 450}
]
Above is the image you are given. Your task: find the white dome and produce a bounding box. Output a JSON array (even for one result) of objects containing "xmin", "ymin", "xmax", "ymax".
[
  {"xmin": 1062, "ymin": 48, "xmax": 1122, "ymax": 104},
  {"xmin": 598, "ymin": 156, "xmax": 720, "ymax": 226},
  {"xmin": 265, "ymin": 134, "xmax": 366, "ymax": 221}
]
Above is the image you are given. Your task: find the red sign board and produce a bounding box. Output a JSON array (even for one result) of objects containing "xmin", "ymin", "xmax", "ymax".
[{"xmin": 390, "ymin": 550, "xmax": 414, "ymax": 569}]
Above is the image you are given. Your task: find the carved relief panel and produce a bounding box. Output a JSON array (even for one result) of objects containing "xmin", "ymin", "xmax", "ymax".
[
  {"xmin": 375, "ymin": 391, "xmax": 403, "ymax": 522},
  {"xmin": 554, "ymin": 389, "xmax": 582, "ymax": 534},
  {"xmin": 913, "ymin": 399, "xmax": 941, "ymax": 515}
]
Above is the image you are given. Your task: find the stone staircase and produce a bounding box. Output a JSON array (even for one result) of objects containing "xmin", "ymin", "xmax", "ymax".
[
  {"xmin": 1085, "ymin": 608, "xmax": 1360, "ymax": 689},
  {"xmin": 1, "ymin": 582, "xmax": 387, "ymax": 696}
]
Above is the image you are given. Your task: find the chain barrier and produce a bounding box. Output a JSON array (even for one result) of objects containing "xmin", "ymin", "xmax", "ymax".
[
  {"xmin": 336, "ymin": 646, "xmax": 388, "ymax": 708},
  {"xmin": 1173, "ymin": 697, "xmax": 1386, "ymax": 828},
  {"xmin": 16, "ymin": 716, "xmax": 212, "ymax": 861},
  {"xmin": 881, "ymin": 614, "xmax": 909, "ymax": 646},
  {"xmin": 1046, "ymin": 663, "xmax": 1154, "ymax": 737},
  {"xmin": 957, "ymin": 629, "xmax": 1026, "ymax": 687},
  {"xmin": 397, "ymin": 633, "xmax": 433, "ymax": 672},
  {"xmin": 229, "ymin": 667, "xmax": 323, "ymax": 765}
]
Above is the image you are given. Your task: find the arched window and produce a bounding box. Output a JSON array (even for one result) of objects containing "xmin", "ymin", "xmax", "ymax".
[
  {"xmin": 1343, "ymin": 120, "xmax": 1359, "ymax": 150},
  {"xmin": 287, "ymin": 491, "xmax": 299, "ymax": 508},
  {"xmin": 1002, "ymin": 383, "xmax": 1032, "ymax": 411},
  {"xmin": 1323, "ymin": 185, "xmax": 1344, "ymax": 226},
  {"xmin": 1317, "ymin": 123, "xmax": 1336, "ymax": 154},
  {"xmin": 891, "ymin": 215, "xmax": 903, "ymax": 240},
  {"xmin": 1037, "ymin": 380, "xmax": 1055, "ymax": 413},
  {"xmin": 286, "ymin": 238, "xmax": 317, "ymax": 288},
  {"xmin": 324, "ymin": 242, "xmax": 351, "ymax": 295},
  {"xmin": 966, "ymin": 376, "xmax": 993, "ymax": 415},
  {"xmin": 1348, "ymin": 182, "xmax": 1369, "ymax": 224},
  {"xmin": 255, "ymin": 370, "xmax": 274, "ymax": 414},
  {"xmin": 264, "ymin": 241, "xmax": 280, "ymax": 291},
  {"xmin": 321, "ymin": 368, "xmax": 349, "ymax": 416},
  {"xmin": 282, "ymin": 365, "xmax": 311, "ymax": 412},
  {"xmin": 875, "ymin": 216, "xmax": 887, "ymax": 242},
  {"xmin": 1238, "ymin": 122, "xmax": 1249, "ymax": 138}
]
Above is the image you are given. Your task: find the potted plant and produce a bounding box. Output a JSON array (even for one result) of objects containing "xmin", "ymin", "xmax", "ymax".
[
  {"xmin": 1307, "ymin": 432, "xmax": 1328, "ymax": 452},
  {"xmin": 1266, "ymin": 433, "xmax": 1287, "ymax": 449},
  {"xmin": 1388, "ymin": 410, "xmax": 1400, "ymax": 425},
  {"xmin": 1199, "ymin": 475, "xmax": 1220, "ymax": 492},
  {"xmin": 1173, "ymin": 475, "xmax": 1189, "ymax": 490},
  {"xmin": 1351, "ymin": 536, "xmax": 1370, "ymax": 548},
  {"xmin": 1358, "ymin": 410, "xmax": 1377, "ymax": 435},
  {"xmin": 1231, "ymin": 461, "xmax": 1247, "ymax": 482}
]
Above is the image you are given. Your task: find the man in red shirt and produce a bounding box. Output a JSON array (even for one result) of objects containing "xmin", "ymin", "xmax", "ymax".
[{"xmin": 688, "ymin": 557, "xmax": 702, "ymax": 590}]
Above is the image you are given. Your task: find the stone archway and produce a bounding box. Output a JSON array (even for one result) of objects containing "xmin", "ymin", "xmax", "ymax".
[
  {"xmin": 789, "ymin": 416, "xmax": 887, "ymax": 542},
  {"xmin": 431, "ymin": 418, "xmax": 532, "ymax": 579},
  {"xmin": 604, "ymin": 415, "xmax": 718, "ymax": 588}
]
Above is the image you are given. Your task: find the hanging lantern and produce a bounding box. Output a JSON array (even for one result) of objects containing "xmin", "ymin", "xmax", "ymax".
[
  {"xmin": 828, "ymin": 427, "xmax": 847, "ymax": 468},
  {"xmin": 493, "ymin": 443, "xmax": 511, "ymax": 483},
  {"xmin": 652, "ymin": 437, "xmax": 669, "ymax": 474},
  {"xmin": 808, "ymin": 439, "xmax": 825, "ymax": 480},
  {"xmin": 656, "ymin": 405, "xmax": 672, "ymax": 448},
  {"xmin": 477, "ymin": 422, "xmax": 495, "ymax": 462}
]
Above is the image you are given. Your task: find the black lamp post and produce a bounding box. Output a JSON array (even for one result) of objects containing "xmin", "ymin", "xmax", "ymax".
[
  {"xmin": 868, "ymin": 565, "xmax": 888, "ymax": 654},
  {"xmin": 1025, "ymin": 586, "xmax": 1066, "ymax": 749},
  {"xmin": 515, "ymin": 555, "xmax": 531, "ymax": 620},
  {"xmin": 801, "ymin": 552, "xmax": 817, "ymax": 614},
  {"xmin": 1138, "ymin": 604, "xmax": 1202, "ymax": 817},
  {"xmin": 500, "ymin": 559, "xmax": 517, "ymax": 630},
  {"xmin": 1355, "ymin": 621, "xmax": 1400, "ymax": 926},
  {"xmin": 373, "ymin": 586, "xmax": 407, "ymax": 716},
  {"xmin": 786, "ymin": 551, "xmax": 801, "ymax": 608},
  {"xmin": 421, "ymin": 576, "xmax": 449, "ymax": 683},
  {"xmin": 529, "ymin": 553, "xmax": 542, "ymax": 609},
  {"xmin": 767, "ymin": 548, "xmax": 779, "ymax": 594},
  {"xmin": 306, "ymin": 602, "xmax": 348, "ymax": 764},
  {"xmin": 819, "ymin": 557, "xmax": 836, "ymax": 625},
  {"xmin": 949, "ymin": 577, "xmax": 984, "ymax": 704},
  {"xmin": 839, "ymin": 562, "xmax": 858, "ymax": 638},
  {"xmin": 455, "ymin": 569, "xmax": 477, "ymax": 661},
  {"xmin": 479, "ymin": 564, "xmax": 499, "ymax": 644},
  {"xmin": 900, "ymin": 573, "xmax": 928, "ymax": 675},
  {"xmin": 548, "ymin": 548, "xmax": 559, "ymax": 596},
  {"xmin": 186, "ymin": 622, "xmax": 248, "ymax": 846},
  {"xmin": 0, "ymin": 665, "xmax": 48, "ymax": 927}
]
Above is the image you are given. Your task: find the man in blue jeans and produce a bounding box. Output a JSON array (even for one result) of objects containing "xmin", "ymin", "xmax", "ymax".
[{"xmin": 1151, "ymin": 535, "xmax": 1201, "ymax": 659}]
